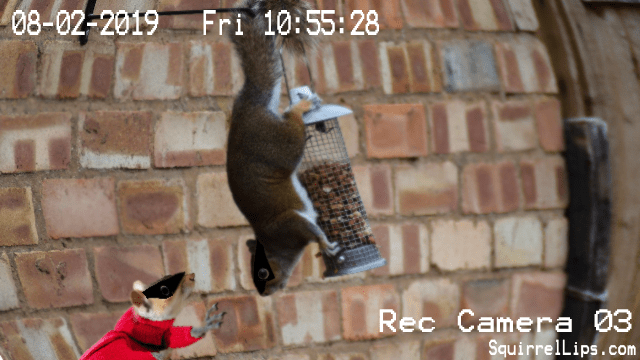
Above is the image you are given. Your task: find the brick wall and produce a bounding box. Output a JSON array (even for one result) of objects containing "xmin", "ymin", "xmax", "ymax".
[{"xmin": 0, "ymin": 0, "xmax": 569, "ymax": 359}]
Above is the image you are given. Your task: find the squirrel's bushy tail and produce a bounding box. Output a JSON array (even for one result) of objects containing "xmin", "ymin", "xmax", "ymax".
[{"xmin": 230, "ymin": 0, "xmax": 282, "ymax": 96}]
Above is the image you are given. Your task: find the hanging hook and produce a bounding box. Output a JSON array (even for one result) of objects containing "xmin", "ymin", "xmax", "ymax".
[
  {"xmin": 302, "ymin": 46, "xmax": 315, "ymax": 92},
  {"xmin": 280, "ymin": 48, "xmax": 293, "ymax": 106}
]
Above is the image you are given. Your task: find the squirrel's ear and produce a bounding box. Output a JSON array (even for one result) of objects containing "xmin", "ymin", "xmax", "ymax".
[
  {"xmin": 246, "ymin": 239, "xmax": 257, "ymax": 254},
  {"xmin": 130, "ymin": 290, "xmax": 149, "ymax": 308}
]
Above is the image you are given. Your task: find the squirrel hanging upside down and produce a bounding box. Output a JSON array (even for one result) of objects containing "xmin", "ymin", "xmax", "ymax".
[
  {"xmin": 226, "ymin": 0, "xmax": 339, "ymax": 296},
  {"xmin": 79, "ymin": 272, "xmax": 225, "ymax": 360}
]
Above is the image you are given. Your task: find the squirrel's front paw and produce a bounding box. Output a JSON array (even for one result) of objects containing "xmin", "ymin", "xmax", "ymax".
[
  {"xmin": 293, "ymin": 99, "xmax": 313, "ymax": 113},
  {"xmin": 191, "ymin": 303, "xmax": 226, "ymax": 338},
  {"xmin": 204, "ymin": 302, "xmax": 226, "ymax": 329}
]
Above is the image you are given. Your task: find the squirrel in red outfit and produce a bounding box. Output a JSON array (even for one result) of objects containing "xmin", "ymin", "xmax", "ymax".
[{"xmin": 79, "ymin": 272, "xmax": 225, "ymax": 360}]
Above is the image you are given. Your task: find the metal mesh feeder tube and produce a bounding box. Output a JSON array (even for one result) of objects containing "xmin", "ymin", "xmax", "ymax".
[{"xmin": 291, "ymin": 86, "xmax": 387, "ymax": 278}]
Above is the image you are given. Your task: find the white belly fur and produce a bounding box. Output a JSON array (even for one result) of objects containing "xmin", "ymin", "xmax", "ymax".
[{"xmin": 291, "ymin": 172, "xmax": 318, "ymax": 224}]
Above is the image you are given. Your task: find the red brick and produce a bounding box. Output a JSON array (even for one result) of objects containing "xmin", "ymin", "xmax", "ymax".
[
  {"xmin": 495, "ymin": 39, "xmax": 558, "ymax": 94},
  {"xmin": 42, "ymin": 177, "xmax": 119, "ymax": 239},
  {"xmin": 59, "ymin": 51, "xmax": 84, "ymax": 98},
  {"xmin": 0, "ymin": 40, "xmax": 36, "ymax": 99},
  {"xmin": 155, "ymin": 111, "xmax": 227, "ymax": 168},
  {"xmin": 15, "ymin": 249, "xmax": 93, "ymax": 309},
  {"xmin": 457, "ymin": 0, "xmax": 512, "ymax": 31},
  {"xmin": 69, "ymin": 311, "xmax": 122, "ymax": 352},
  {"xmin": 0, "ymin": 113, "xmax": 71, "ymax": 173},
  {"xmin": 0, "ymin": 316, "xmax": 81, "ymax": 359},
  {"xmin": 460, "ymin": 278, "xmax": 510, "ymax": 327},
  {"xmin": 89, "ymin": 54, "xmax": 115, "ymax": 98},
  {"xmin": 189, "ymin": 40, "xmax": 242, "ymax": 97},
  {"xmin": 276, "ymin": 290, "xmax": 341, "ymax": 346},
  {"xmin": 208, "ymin": 295, "xmax": 276, "ymax": 352},
  {"xmin": 94, "ymin": 244, "xmax": 164, "ymax": 303},
  {"xmin": 342, "ymin": 284, "xmax": 399, "ymax": 340},
  {"xmin": 384, "ymin": 44, "xmax": 410, "ymax": 94},
  {"xmin": 358, "ymin": 40, "xmax": 381, "ymax": 89},
  {"xmin": 534, "ymin": 98, "xmax": 564, "ymax": 152},
  {"xmin": 197, "ymin": 172, "xmax": 248, "ymax": 228},
  {"xmin": 520, "ymin": 156, "xmax": 568, "ymax": 209},
  {"xmin": 162, "ymin": 237, "xmax": 236, "ymax": 293},
  {"xmin": 494, "ymin": 216, "xmax": 543, "ymax": 267},
  {"xmin": 364, "ymin": 104, "xmax": 428, "ymax": 158},
  {"xmin": 429, "ymin": 100, "xmax": 488, "ymax": 154},
  {"xmin": 462, "ymin": 161, "xmax": 519, "ymax": 214},
  {"xmin": 380, "ymin": 41, "xmax": 439, "ymax": 94},
  {"xmin": 495, "ymin": 42, "xmax": 524, "ymax": 92},
  {"xmin": 333, "ymin": 41, "xmax": 357, "ymax": 92},
  {"xmin": 345, "ymin": 0, "xmax": 403, "ymax": 31},
  {"xmin": 171, "ymin": 300, "xmax": 218, "ymax": 358},
  {"xmin": 0, "ymin": 187, "xmax": 38, "ymax": 246},
  {"xmin": 403, "ymin": 278, "xmax": 460, "ymax": 329},
  {"xmin": 371, "ymin": 223, "xmax": 429, "ymax": 276},
  {"xmin": 0, "ymin": 253, "xmax": 19, "ymax": 311},
  {"xmin": 511, "ymin": 272, "xmax": 566, "ymax": 319},
  {"xmin": 353, "ymin": 164, "xmax": 394, "ymax": 216},
  {"xmin": 395, "ymin": 162, "xmax": 458, "ymax": 215},
  {"xmin": 401, "ymin": 0, "xmax": 457, "ymax": 28},
  {"xmin": 79, "ymin": 111, "xmax": 152, "ymax": 169},
  {"xmin": 492, "ymin": 99, "xmax": 538, "ymax": 152},
  {"xmin": 431, "ymin": 219, "xmax": 491, "ymax": 271},
  {"xmin": 506, "ymin": 0, "xmax": 539, "ymax": 31},
  {"xmin": 0, "ymin": 0, "xmax": 19, "ymax": 25},
  {"xmin": 117, "ymin": 179, "xmax": 187, "ymax": 235},
  {"xmin": 115, "ymin": 42, "xmax": 184, "ymax": 100},
  {"xmin": 158, "ymin": 0, "xmax": 232, "ymax": 29},
  {"xmin": 371, "ymin": 341, "xmax": 421, "ymax": 360},
  {"xmin": 423, "ymin": 340, "xmax": 455, "ymax": 360}
]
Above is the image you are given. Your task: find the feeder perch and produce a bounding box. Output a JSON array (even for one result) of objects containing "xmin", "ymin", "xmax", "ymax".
[{"xmin": 290, "ymin": 86, "xmax": 387, "ymax": 277}]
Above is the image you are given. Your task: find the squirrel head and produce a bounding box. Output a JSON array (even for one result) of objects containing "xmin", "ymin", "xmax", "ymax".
[
  {"xmin": 130, "ymin": 272, "xmax": 196, "ymax": 321},
  {"xmin": 247, "ymin": 239, "xmax": 300, "ymax": 296}
]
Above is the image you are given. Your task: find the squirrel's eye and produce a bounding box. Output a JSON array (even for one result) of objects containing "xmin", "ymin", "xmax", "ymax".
[
  {"xmin": 160, "ymin": 285, "xmax": 171, "ymax": 296},
  {"xmin": 257, "ymin": 268, "xmax": 270, "ymax": 280}
]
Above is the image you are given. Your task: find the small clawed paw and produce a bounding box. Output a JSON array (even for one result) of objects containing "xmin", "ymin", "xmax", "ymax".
[
  {"xmin": 324, "ymin": 241, "xmax": 341, "ymax": 256},
  {"xmin": 204, "ymin": 303, "xmax": 226, "ymax": 329},
  {"xmin": 295, "ymin": 99, "xmax": 313, "ymax": 113}
]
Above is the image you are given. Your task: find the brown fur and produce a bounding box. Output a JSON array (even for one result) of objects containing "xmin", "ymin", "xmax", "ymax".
[{"xmin": 227, "ymin": 0, "xmax": 335, "ymax": 296}]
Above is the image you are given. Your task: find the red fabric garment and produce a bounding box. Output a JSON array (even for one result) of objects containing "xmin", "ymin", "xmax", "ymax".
[{"xmin": 79, "ymin": 307, "xmax": 203, "ymax": 360}]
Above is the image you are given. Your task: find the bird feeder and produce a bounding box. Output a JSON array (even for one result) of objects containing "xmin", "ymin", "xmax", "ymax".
[{"xmin": 289, "ymin": 86, "xmax": 386, "ymax": 277}]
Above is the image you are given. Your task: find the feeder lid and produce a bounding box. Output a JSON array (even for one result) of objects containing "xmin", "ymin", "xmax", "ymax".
[{"xmin": 290, "ymin": 86, "xmax": 353, "ymax": 125}]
